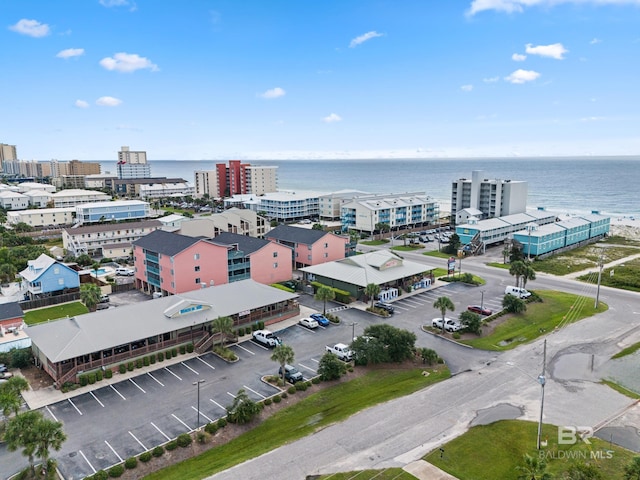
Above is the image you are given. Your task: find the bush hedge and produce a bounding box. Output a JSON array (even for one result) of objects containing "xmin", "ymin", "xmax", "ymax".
[
  {"xmin": 217, "ymin": 418, "xmax": 227, "ymax": 428},
  {"xmin": 105, "ymin": 369, "xmax": 113, "ymax": 379},
  {"xmin": 204, "ymin": 422, "xmax": 218, "ymax": 434},
  {"xmin": 108, "ymin": 464, "xmax": 124, "ymax": 477},
  {"xmin": 179, "ymin": 345, "xmax": 186, "ymax": 355},
  {"xmin": 177, "ymin": 433, "xmax": 192, "ymax": 447},
  {"xmin": 139, "ymin": 451, "xmax": 152, "ymax": 463},
  {"xmin": 165, "ymin": 440, "xmax": 178, "ymax": 451},
  {"xmin": 124, "ymin": 457, "xmax": 137, "ymax": 469},
  {"xmin": 135, "ymin": 359, "xmax": 143, "ymax": 369},
  {"xmin": 152, "ymin": 446, "xmax": 164, "ymax": 457},
  {"xmin": 186, "ymin": 343, "xmax": 194, "ymax": 353}
]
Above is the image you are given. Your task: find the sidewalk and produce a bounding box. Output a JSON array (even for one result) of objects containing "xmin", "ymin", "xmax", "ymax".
[{"xmin": 564, "ymin": 252, "xmax": 640, "ymax": 279}]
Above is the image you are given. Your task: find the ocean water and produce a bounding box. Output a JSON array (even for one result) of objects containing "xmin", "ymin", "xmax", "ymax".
[{"xmin": 96, "ymin": 157, "xmax": 640, "ymax": 218}]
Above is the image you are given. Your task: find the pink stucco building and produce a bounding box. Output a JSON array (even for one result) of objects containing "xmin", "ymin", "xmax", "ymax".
[
  {"xmin": 133, "ymin": 229, "xmax": 293, "ymax": 296},
  {"xmin": 265, "ymin": 225, "xmax": 350, "ymax": 269}
]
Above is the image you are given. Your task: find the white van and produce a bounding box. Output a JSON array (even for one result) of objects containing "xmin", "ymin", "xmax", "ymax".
[
  {"xmin": 505, "ymin": 286, "xmax": 531, "ymax": 299},
  {"xmin": 115, "ymin": 267, "xmax": 135, "ymax": 276}
]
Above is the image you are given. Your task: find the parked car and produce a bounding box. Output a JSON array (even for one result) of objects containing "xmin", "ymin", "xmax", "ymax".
[
  {"xmin": 115, "ymin": 267, "xmax": 135, "ymax": 276},
  {"xmin": 374, "ymin": 301, "xmax": 395, "ymax": 314},
  {"xmin": 467, "ymin": 305, "xmax": 493, "ymax": 316},
  {"xmin": 299, "ymin": 317, "xmax": 319, "ymax": 329},
  {"xmin": 99, "ymin": 294, "xmax": 110, "ymax": 303},
  {"xmin": 431, "ymin": 317, "xmax": 461, "ymax": 332},
  {"xmin": 505, "ymin": 286, "xmax": 532, "ymax": 299},
  {"xmin": 0, "ymin": 363, "xmax": 7, "ymax": 373},
  {"xmin": 279, "ymin": 364, "xmax": 304, "ymax": 383},
  {"xmin": 252, "ymin": 329, "xmax": 282, "ymax": 347},
  {"xmin": 310, "ymin": 313, "xmax": 330, "ymax": 327}
]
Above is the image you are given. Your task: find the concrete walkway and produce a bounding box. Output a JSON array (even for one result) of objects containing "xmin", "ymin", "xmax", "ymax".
[{"xmin": 404, "ymin": 460, "xmax": 459, "ymax": 480}]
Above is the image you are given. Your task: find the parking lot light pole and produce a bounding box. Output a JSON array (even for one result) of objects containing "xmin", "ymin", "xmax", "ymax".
[
  {"xmin": 193, "ymin": 379, "xmax": 205, "ymax": 430},
  {"xmin": 350, "ymin": 322, "xmax": 359, "ymax": 341},
  {"xmin": 481, "ymin": 291, "xmax": 485, "ymax": 309}
]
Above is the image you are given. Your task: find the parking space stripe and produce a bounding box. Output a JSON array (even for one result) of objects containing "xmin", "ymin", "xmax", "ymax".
[
  {"xmin": 78, "ymin": 450, "xmax": 96, "ymax": 474},
  {"xmin": 172, "ymin": 413, "xmax": 191, "ymax": 430},
  {"xmin": 164, "ymin": 366, "xmax": 182, "ymax": 381},
  {"xmin": 235, "ymin": 343, "xmax": 257, "ymax": 354},
  {"xmin": 243, "ymin": 385, "xmax": 265, "ymax": 399},
  {"xmin": 181, "ymin": 361, "xmax": 199, "ymax": 375},
  {"xmin": 68, "ymin": 398, "xmax": 82, "ymax": 416},
  {"xmin": 296, "ymin": 325, "xmax": 317, "ymax": 333},
  {"xmin": 191, "ymin": 405, "xmax": 213, "ymax": 423},
  {"xmin": 129, "ymin": 378, "xmax": 146, "ymax": 393},
  {"xmin": 311, "ymin": 358, "xmax": 319, "ymax": 364},
  {"xmin": 391, "ymin": 304, "xmax": 411, "ymax": 311},
  {"xmin": 110, "ymin": 384, "xmax": 126, "ymax": 400},
  {"xmin": 105, "ymin": 440, "xmax": 123, "ymax": 463},
  {"xmin": 129, "ymin": 431, "xmax": 147, "ymax": 451},
  {"xmin": 248, "ymin": 341, "xmax": 269, "ymax": 351},
  {"xmin": 226, "ymin": 391, "xmax": 236, "ymax": 399},
  {"xmin": 45, "ymin": 406, "xmax": 58, "ymax": 422},
  {"xmin": 90, "ymin": 391, "xmax": 105, "ymax": 408},
  {"xmin": 209, "ymin": 398, "xmax": 226, "ymax": 411},
  {"xmin": 196, "ymin": 357, "xmax": 216, "ymax": 370},
  {"xmin": 151, "ymin": 422, "xmax": 171, "ymax": 441},
  {"xmin": 147, "ymin": 372, "xmax": 164, "ymax": 386},
  {"xmin": 298, "ymin": 362, "xmax": 316, "ymax": 373}
]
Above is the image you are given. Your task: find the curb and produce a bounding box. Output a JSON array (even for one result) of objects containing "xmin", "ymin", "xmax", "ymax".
[{"xmin": 420, "ymin": 326, "xmax": 473, "ymax": 349}]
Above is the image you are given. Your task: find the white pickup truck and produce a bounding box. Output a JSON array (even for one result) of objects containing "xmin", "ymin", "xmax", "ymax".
[
  {"xmin": 252, "ymin": 329, "xmax": 282, "ymax": 347},
  {"xmin": 325, "ymin": 343, "xmax": 354, "ymax": 361}
]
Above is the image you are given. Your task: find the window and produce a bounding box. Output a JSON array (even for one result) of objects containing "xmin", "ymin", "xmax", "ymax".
[
  {"xmin": 194, "ymin": 253, "xmax": 200, "ymax": 260},
  {"xmin": 307, "ymin": 255, "xmax": 312, "ymax": 261},
  {"xmin": 324, "ymin": 253, "xmax": 328, "ymax": 258},
  {"xmin": 273, "ymin": 262, "xmax": 278, "ymax": 268},
  {"xmin": 58, "ymin": 278, "xmax": 64, "ymax": 285},
  {"xmin": 273, "ymin": 251, "xmax": 278, "ymax": 258},
  {"xmin": 324, "ymin": 243, "xmax": 328, "ymax": 248},
  {"xmin": 195, "ymin": 266, "xmax": 200, "ymax": 272},
  {"xmin": 195, "ymin": 278, "xmax": 201, "ymax": 284},
  {"xmin": 171, "ymin": 281, "xmax": 175, "ymax": 288}
]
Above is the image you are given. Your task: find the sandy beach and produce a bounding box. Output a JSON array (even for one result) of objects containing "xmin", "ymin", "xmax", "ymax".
[{"xmin": 609, "ymin": 216, "xmax": 640, "ymax": 241}]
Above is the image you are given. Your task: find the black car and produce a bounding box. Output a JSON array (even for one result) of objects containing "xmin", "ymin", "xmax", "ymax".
[{"xmin": 374, "ymin": 301, "xmax": 395, "ymax": 314}]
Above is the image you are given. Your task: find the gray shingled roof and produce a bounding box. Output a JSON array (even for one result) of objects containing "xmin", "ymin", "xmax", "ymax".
[
  {"xmin": 0, "ymin": 302, "xmax": 24, "ymax": 321},
  {"xmin": 64, "ymin": 219, "xmax": 162, "ymax": 235},
  {"xmin": 210, "ymin": 232, "xmax": 272, "ymax": 255},
  {"xmin": 24, "ymin": 279, "xmax": 297, "ymax": 362},
  {"xmin": 132, "ymin": 229, "xmax": 201, "ymax": 256},
  {"xmin": 266, "ymin": 225, "xmax": 329, "ymax": 245}
]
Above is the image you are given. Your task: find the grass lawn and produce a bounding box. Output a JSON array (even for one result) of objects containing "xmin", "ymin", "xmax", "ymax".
[
  {"xmin": 391, "ymin": 245, "xmax": 424, "ymax": 252},
  {"xmin": 601, "ymin": 235, "xmax": 640, "ymax": 247},
  {"xmin": 143, "ymin": 366, "xmax": 450, "ymax": 480},
  {"xmin": 24, "ymin": 302, "xmax": 89, "ymax": 325},
  {"xmin": 601, "ymin": 379, "xmax": 640, "ymax": 399},
  {"xmin": 612, "ymin": 340, "xmax": 640, "ymax": 359},
  {"xmin": 439, "ymin": 274, "xmax": 486, "ymax": 285},
  {"xmin": 460, "ymin": 291, "xmax": 608, "ymax": 351},
  {"xmin": 579, "ymin": 257, "xmax": 640, "ymax": 293},
  {"xmin": 360, "ymin": 239, "xmax": 389, "ymax": 246},
  {"xmin": 423, "ymin": 250, "xmax": 450, "ymax": 259},
  {"xmin": 316, "ymin": 469, "xmax": 417, "ymax": 479},
  {"xmin": 424, "ymin": 420, "xmax": 636, "ymax": 480},
  {"xmin": 533, "ymin": 244, "xmax": 640, "ymax": 275},
  {"xmin": 487, "ymin": 262, "xmax": 509, "ymax": 270}
]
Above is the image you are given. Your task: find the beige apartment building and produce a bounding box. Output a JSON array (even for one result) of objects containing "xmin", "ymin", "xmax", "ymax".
[
  {"xmin": 179, "ymin": 208, "xmax": 267, "ymax": 238},
  {"xmin": 7, "ymin": 207, "xmax": 76, "ymax": 227}
]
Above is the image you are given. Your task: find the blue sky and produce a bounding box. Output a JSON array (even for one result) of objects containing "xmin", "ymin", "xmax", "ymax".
[{"xmin": 2, "ymin": 0, "xmax": 640, "ymax": 160}]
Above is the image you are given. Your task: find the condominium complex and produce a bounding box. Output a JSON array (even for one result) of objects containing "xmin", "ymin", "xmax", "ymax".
[
  {"xmin": 0, "ymin": 143, "xmax": 17, "ymax": 171},
  {"xmin": 451, "ymin": 170, "xmax": 528, "ymax": 223},
  {"xmin": 117, "ymin": 146, "xmax": 151, "ymax": 179},
  {"xmin": 194, "ymin": 160, "xmax": 277, "ymax": 198},
  {"xmin": 340, "ymin": 192, "xmax": 439, "ymax": 234}
]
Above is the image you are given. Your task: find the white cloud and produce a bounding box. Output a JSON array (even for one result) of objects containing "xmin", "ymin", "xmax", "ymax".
[
  {"xmin": 99, "ymin": 52, "xmax": 158, "ymax": 73},
  {"xmin": 461, "ymin": 84, "xmax": 474, "ymax": 92},
  {"xmin": 259, "ymin": 87, "xmax": 286, "ymax": 99},
  {"xmin": 483, "ymin": 76, "xmax": 500, "ymax": 83},
  {"xmin": 468, "ymin": 0, "xmax": 640, "ymax": 16},
  {"xmin": 525, "ymin": 43, "xmax": 568, "ymax": 60},
  {"xmin": 57, "ymin": 48, "xmax": 85, "ymax": 59},
  {"xmin": 323, "ymin": 113, "xmax": 342, "ymax": 123},
  {"xmin": 96, "ymin": 96, "xmax": 122, "ymax": 107},
  {"xmin": 9, "ymin": 19, "xmax": 50, "ymax": 38},
  {"xmin": 75, "ymin": 100, "xmax": 89, "ymax": 108},
  {"xmin": 580, "ymin": 116, "xmax": 605, "ymax": 122},
  {"xmin": 349, "ymin": 31, "xmax": 384, "ymax": 48},
  {"xmin": 99, "ymin": 0, "xmax": 130, "ymax": 6},
  {"xmin": 512, "ymin": 53, "xmax": 527, "ymax": 61},
  {"xmin": 590, "ymin": 38, "xmax": 602, "ymax": 44},
  {"xmin": 505, "ymin": 69, "xmax": 541, "ymax": 84}
]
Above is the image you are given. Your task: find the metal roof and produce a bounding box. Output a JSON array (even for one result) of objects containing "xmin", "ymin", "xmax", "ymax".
[
  {"xmin": 24, "ymin": 279, "xmax": 297, "ymax": 363},
  {"xmin": 63, "ymin": 219, "xmax": 162, "ymax": 235}
]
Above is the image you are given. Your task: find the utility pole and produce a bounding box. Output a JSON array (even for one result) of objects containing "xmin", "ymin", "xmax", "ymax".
[
  {"xmin": 595, "ymin": 252, "xmax": 604, "ymax": 308},
  {"xmin": 537, "ymin": 339, "xmax": 547, "ymax": 450}
]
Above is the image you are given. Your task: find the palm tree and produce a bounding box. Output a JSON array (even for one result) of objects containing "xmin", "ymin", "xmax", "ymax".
[
  {"xmin": 0, "ymin": 263, "xmax": 17, "ymax": 283},
  {"xmin": 91, "ymin": 261, "xmax": 101, "ymax": 279},
  {"xmin": 501, "ymin": 244, "xmax": 511, "ymax": 264},
  {"xmin": 315, "ymin": 285, "xmax": 335, "ymax": 315},
  {"xmin": 270, "ymin": 344, "xmax": 295, "ymax": 384},
  {"xmin": 365, "ymin": 283, "xmax": 381, "ymax": 308},
  {"xmin": 515, "ymin": 453, "xmax": 551, "ymax": 480},
  {"xmin": 5, "ymin": 411, "xmax": 41, "ymax": 471},
  {"xmin": 33, "ymin": 415, "xmax": 67, "ymax": 472},
  {"xmin": 80, "ymin": 283, "xmax": 101, "ymax": 311},
  {"xmin": 375, "ymin": 222, "xmax": 390, "ymax": 241},
  {"xmin": 433, "ymin": 296, "xmax": 455, "ymax": 334},
  {"xmin": 522, "ymin": 265, "xmax": 536, "ymax": 289},
  {"xmin": 211, "ymin": 316, "xmax": 234, "ymax": 348},
  {"xmin": 509, "ymin": 260, "xmax": 528, "ymax": 288}
]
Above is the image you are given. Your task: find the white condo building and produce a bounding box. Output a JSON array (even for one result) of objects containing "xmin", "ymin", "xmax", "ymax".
[
  {"xmin": 7, "ymin": 207, "xmax": 76, "ymax": 227},
  {"xmin": 341, "ymin": 192, "xmax": 439, "ymax": 234},
  {"xmin": 117, "ymin": 146, "xmax": 151, "ymax": 179},
  {"xmin": 52, "ymin": 189, "xmax": 111, "ymax": 208},
  {"xmin": 451, "ymin": 170, "xmax": 528, "ymax": 223}
]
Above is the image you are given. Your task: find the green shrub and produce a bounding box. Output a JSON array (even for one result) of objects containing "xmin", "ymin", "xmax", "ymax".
[
  {"xmin": 179, "ymin": 345, "xmax": 186, "ymax": 355},
  {"xmin": 273, "ymin": 395, "xmax": 282, "ymax": 403},
  {"xmin": 135, "ymin": 359, "xmax": 143, "ymax": 369},
  {"xmin": 108, "ymin": 464, "xmax": 124, "ymax": 477},
  {"xmin": 311, "ymin": 377, "xmax": 321, "ymax": 384},
  {"xmin": 127, "ymin": 362, "xmax": 134, "ymax": 372},
  {"xmin": 264, "ymin": 397, "xmax": 273, "ymax": 406},
  {"xmin": 204, "ymin": 422, "xmax": 218, "ymax": 434},
  {"xmin": 96, "ymin": 370, "xmax": 103, "ymax": 381},
  {"xmin": 165, "ymin": 440, "xmax": 178, "ymax": 451},
  {"xmin": 138, "ymin": 451, "xmax": 152, "ymax": 463},
  {"xmin": 186, "ymin": 343, "xmax": 194, "ymax": 353},
  {"xmin": 79, "ymin": 375, "xmax": 88, "ymax": 387},
  {"xmin": 165, "ymin": 350, "xmax": 172, "ymax": 359},
  {"xmin": 258, "ymin": 321, "xmax": 265, "ymax": 330},
  {"xmin": 305, "ymin": 381, "xmax": 312, "ymax": 388},
  {"xmin": 105, "ymin": 369, "xmax": 113, "ymax": 379},
  {"xmin": 93, "ymin": 470, "xmax": 108, "ymax": 480},
  {"xmin": 177, "ymin": 433, "xmax": 192, "ymax": 447},
  {"xmin": 251, "ymin": 324, "xmax": 258, "ymax": 332},
  {"xmin": 143, "ymin": 356, "xmax": 150, "ymax": 367},
  {"xmin": 217, "ymin": 418, "xmax": 227, "ymax": 428},
  {"xmin": 124, "ymin": 457, "xmax": 137, "ymax": 469},
  {"xmin": 171, "ymin": 348, "xmax": 177, "ymax": 357},
  {"xmin": 281, "ymin": 392, "xmax": 288, "ymax": 399},
  {"xmin": 149, "ymin": 355, "xmax": 156, "ymax": 364},
  {"xmin": 295, "ymin": 382, "xmax": 307, "ymax": 391},
  {"xmin": 152, "ymin": 446, "xmax": 164, "ymax": 457},
  {"xmin": 157, "ymin": 352, "xmax": 164, "ymax": 362},
  {"xmin": 452, "ymin": 332, "xmax": 461, "ymax": 340},
  {"xmin": 88, "ymin": 373, "xmax": 96, "ymax": 384},
  {"xmin": 196, "ymin": 431, "xmax": 207, "ymax": 444},
  {"xmin": 287, "ymin": 386, "xmax": 296, "ymax": 394}
]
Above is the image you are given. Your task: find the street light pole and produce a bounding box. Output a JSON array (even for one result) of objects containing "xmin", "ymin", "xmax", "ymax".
[
  {"xmin": 480, "ymin": 290, "xmax": 485, "ymax": 309},
  {"xmin": 537, "ymin": 339, "xmax": 547, "ymax": 450},
  {"xmin": 595, "ymin": 253, "xmax": 604, "ymax": 308},
  {"xmin": 350, "ymin": 322, "xmax": 359, "ymax": 341},
  {"xmin": 193, "ymin": 379, "xmax": 205, "ymax": 430}
]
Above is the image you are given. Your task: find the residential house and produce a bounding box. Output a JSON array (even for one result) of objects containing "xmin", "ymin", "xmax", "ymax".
[
  {"xmin": 266, "ymin": 225, "xmax": 349, "ymax": 269},
  {"xmin": 19, "ymin": 254, "xmax": 80, "ymax": 300},
  {"xmin": 0, "ymin": 302, "xmax": 24, "ymax": 334}
]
